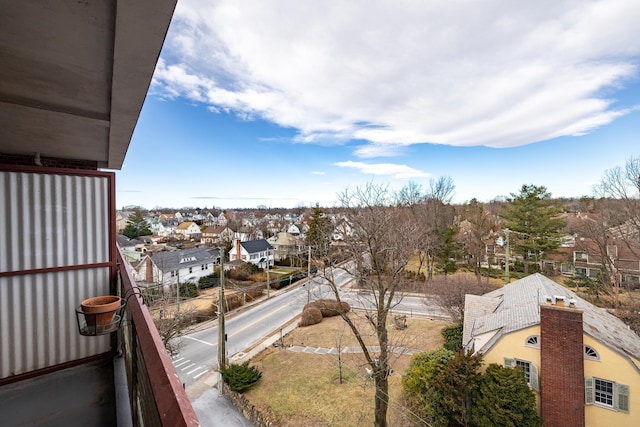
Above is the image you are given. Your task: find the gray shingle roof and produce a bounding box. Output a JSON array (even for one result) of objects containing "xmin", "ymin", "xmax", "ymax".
[
  {"xmin": 464, "ymin": 273, "xmax": 640, "ymax": 361},
  {"xmin": 150, "ymin": 247, "xmax": 219, "ymax": 272},
  {"xmin": 240, "ymin": 239, "xmax": 273, "ymax": 254}
]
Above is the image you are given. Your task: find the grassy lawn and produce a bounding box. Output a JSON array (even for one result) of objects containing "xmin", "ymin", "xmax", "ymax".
[{"xmin": 244, "ymin": 315, "xmax": 451, "ymax": 426}]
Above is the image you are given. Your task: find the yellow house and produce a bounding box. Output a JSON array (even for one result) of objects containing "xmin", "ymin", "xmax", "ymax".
[{"xmin": 463, "ymin": 273, "xmax": 640, "ymax": 427}]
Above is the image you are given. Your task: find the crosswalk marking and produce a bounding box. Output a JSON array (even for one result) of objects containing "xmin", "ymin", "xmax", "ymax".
[
  {"xmin": 193, "ymin": 370, "xmax": 207, "ymax": 379},
  {"xmin": 172, "ymin": 354, "xmax": 209, "ymax": 384}
]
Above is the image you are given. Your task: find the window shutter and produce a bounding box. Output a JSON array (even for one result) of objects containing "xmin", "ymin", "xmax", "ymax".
[
  {"xmin": 530, "ymin": 363, "xmax": 539, "ymax": 392},
  {"xmin": 616, "ymin": 383, "xmax": 629, "ymax": 413},
  {"xmin": 504, "ymin": 357, "xmax": 514, "ymax": 368},
  {"xmin": 585, "ymin": 377, "xmax": 594, "ymax": 405}
]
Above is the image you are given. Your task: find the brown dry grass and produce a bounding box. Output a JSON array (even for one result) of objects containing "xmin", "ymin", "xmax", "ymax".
[{"xmin": 245, "ymin": 315, "xmax": 451, "ymax": 426}]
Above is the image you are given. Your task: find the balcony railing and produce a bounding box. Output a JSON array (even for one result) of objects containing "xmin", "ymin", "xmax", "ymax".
[{"xmin": 117, "ymin": 248, "xmax": 199, "ymax": 426}]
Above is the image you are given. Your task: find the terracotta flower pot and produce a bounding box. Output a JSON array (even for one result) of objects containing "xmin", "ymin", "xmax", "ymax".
[{"xmin": 81, "ymin": 295, "xmax": 122, "ymax": 329}]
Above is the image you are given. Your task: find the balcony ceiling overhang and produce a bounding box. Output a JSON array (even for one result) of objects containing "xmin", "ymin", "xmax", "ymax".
[{"xmin": 0, "ymin": 0, "xmax": 177, "ymax": 169}]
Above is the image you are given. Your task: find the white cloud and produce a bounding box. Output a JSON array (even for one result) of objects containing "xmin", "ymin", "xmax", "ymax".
[
  {"xmin": 153, "ymin": 0, "xmax": 640, "ymax": 155},
  {"xmin": 334, "ymin": 161, "xmax": 429, "ymax": 179},
  {"xmin": 311, "ymin": 171, "xmax": 325, "ymax": 175}
]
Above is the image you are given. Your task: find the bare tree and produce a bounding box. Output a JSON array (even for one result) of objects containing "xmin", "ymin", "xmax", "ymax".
[
  {"xmin": 595, "ymin": 156, "xmax": 640, "ymax": 251},
  {"xmin": 426, "ymin": 175, "xmax": 455, "ymax": 204},
  {"xmin": 427, "ymin": 273, "xmax": 495, "ymax": 323},
  {"xmin": 316, "ymin": 182, "xmax": 422, "ymax": 427},
  {"xmin": 457, "ymin": 199, "xmax": 498, "ymax": 282},
  {"xmin": 396, "ymin": 177, "xmax": 456, "ymax": 280},
  {"xmin": 147, "ymin": 292, "xmax": 201, "ymax": 355}
]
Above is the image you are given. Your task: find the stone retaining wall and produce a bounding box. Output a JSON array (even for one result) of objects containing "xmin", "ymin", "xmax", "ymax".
[{"xmin": 222, "ymin": 383, "xmax": 276, "ymax": 427}]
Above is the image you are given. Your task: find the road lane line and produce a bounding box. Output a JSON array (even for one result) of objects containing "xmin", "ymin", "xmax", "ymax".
[
  {"xmin": 229, "ymin": 303, "xmax": 290, "ymax": 338},
  {"xmin": 184, "ymin": 336, "xmax": 215, "ymax": 346},
  {"xmin": 181, "ymin": 363, "xmax": 196, "ymax": 371}
]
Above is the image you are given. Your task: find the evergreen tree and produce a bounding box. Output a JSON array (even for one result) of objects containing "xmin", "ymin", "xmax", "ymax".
[
  {"xmin": 122, "ymin": 210, "xmax": 152, "ymax": 239},
  {"xmin": 499, "ymin": 185, "xmax": 565, "ymax": 274},
  {"xmin": 472, "ymin": 364, "xmax": 542, "ymax": 427},
  {"xmin": 305, "ymin": 204, "xmax": 333, "ymax": 261},
  {"xmin": 436, "ymin": 225, "xmax": 460, "ymax": 276},
  {"xmin": 402, "ymin": 348, "xmax": 454, "ymax": 425},
  {"xmin": 434, "ymin": 350, "xmax": 483, "ymax": 427}
]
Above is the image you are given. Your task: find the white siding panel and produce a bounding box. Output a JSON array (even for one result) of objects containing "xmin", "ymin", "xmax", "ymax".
[
  {"xmin": 0, "ymin": 171, "xmax": 109, "ymax": 273},
  {"xmin": 0, "ymin": 269, "xmax": 111, "ymax": 378},
  {"xmin": 0, "ymin": 170, "xmax": 112, "ymax": 379}
]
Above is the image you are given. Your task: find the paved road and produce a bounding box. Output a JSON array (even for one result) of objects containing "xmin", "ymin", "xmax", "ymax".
[
  {"xmin": 172, "ymin": 267, "xmax": 355, "ymax": 387},
  {"xmin": 174, "ymin": 264, "xmax": 450, "ymax": 426}
]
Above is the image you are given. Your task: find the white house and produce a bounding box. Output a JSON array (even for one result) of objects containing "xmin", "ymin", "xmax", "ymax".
[
  {"xmin": 229, "ymin": 239, "xmax": 274, "ymax": 269},
  {"xmin": 175, "ymin": 221, "xmax": 201, "ymax": 241},
  {"xmin": 148, "ymin": 247, "xmax": 220, "ymax": 289}
]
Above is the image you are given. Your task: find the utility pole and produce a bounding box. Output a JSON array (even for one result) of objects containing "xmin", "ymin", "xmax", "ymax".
[
  {"xmin": 176, "ymin": 270, "xmax": 180, "ymax": 314},
  {"xmin": 218, "ymin": 247, "xmax": 226, "ymax": 394},
  {"xmin": 307, "ymin": 245, "xmax": 311, "ymax": 304},
  {"xmin": 505, "ymin": 228, "xmax": 510, "ymax": 285},
  {"xmin": 266, "ymin": 248, "xmax": 270, "ymax": 298}
]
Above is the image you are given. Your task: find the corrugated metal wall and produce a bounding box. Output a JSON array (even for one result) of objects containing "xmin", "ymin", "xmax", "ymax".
[{"xmin": 0, "ymin": 171, "xmax": 112, "ymax": 379}]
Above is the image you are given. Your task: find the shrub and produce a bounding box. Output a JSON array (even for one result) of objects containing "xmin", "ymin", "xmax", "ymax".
[
  {"xmin": 441, "ymin": 322, "xmax": 463, "ymax": 351},
  {"xmin": 220, "ymin": 362, "xmax": 262, "ymax": 393},
  {"xmin": 299, "ymin": 307, "xmax": 323, "ymax": 327},
  {"xmin": 198, "ymin": 273, "xmax": 220, "ymax": 289},
  {"xmin": 304, "ymin": 299, "xmax": 351, "ymax": 317},
  {"xmin": 177, "ymin": 281, "xmax": 198, "ymax": 299}
]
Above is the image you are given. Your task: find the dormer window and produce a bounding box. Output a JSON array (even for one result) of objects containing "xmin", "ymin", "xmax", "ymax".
[
  {"xmin": 180, "ymin": 256, "xmax": 197, "ymax": 263},
  {"xmin": 584, "ymin": 345, "xmax": 599, "ymax": 360},
  {"xmin": 525, "ymin": 335, "xmax": 540, "ymax": 348}
]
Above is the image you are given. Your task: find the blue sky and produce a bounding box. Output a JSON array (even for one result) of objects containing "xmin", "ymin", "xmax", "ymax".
[{"xmin": 116, "ymin": 0, "xmax": 640, "ymax": 210}]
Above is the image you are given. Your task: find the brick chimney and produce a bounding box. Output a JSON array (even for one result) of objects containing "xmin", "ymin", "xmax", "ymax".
[
  {"xmin": 540, "ymin": 296, "xmax": 585, "ymax": 427},
  {"xmin": 145, "ymin": 255, "xmax": 153, "ymax": 282},
  {"xmin": 236, "ymin": 239, "xmax": 241, "ymax": 260}
]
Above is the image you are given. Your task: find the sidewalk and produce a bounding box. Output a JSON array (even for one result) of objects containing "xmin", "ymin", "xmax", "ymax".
[
  {"xmin": 285, "ymin": 344, "xmax": 421, "ymax": 355},
  {"xmin": 186, "ymin": 311, "xmax": 301, "ymax": 426}
]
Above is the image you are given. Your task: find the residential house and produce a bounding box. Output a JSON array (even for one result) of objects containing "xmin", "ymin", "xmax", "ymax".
[
  {"xmin": 202, "ymin": 225, "xmax": 235, "ymax": 245},
  {"xmin": 215, "ymin": 212, "xmax": 228, "ymax": 226},
  {"xmin": 175, "ymin": 221, "xmax": 202, "ymax": 241},
  {"xmin": 543, "ymin": 234, "xmax": 640, "ymax": 290},
  {"xmin": 268, "ymin": 232, "xmax": 306, "ymax": 262},
  {"xmin": 463, "ymin": 274, "xmax": 640, "ymax": 426},
  {"xmin": 286, "ymin": 223, "xmax": 301, "ymax": 235},
  {"xmin": 0, "ymin": 2, "xmax": 198, "ymax": 425},
  {"xmin": 149, "ymin": 247, "xmax": 220, "ymax": 288},
  {"xmin": 115, "ymin": 210, "xmax": 131, "ymax": 233},
  {"xmin": 332, "ymin": 216, "xmax": 354, "ymax": 241},
  {"xmin": 234, "ymin": 228, "xmax": 252, "ymax": 242},
  {"xmin": 229, "ymin": 239, "xmax": 274, "ymax": 269}
]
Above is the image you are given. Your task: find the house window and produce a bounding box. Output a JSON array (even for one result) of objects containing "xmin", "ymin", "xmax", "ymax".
[
  {"xmin": 586, "ymin": 377, "xmax": 630, "ymax": 413},
  {"xmin": 515, "ymin": 360, "xmax": 531, "ymax": 384},
  {"xmin": 201, "ymin": 264, "xmax": 205, "ymax": 270},
  {"xmin": 584, "ymin": 345, "xmax": 599, "ymax": 360},
  {"xmin": 595, "ymin": 378, "xmax": 614, "ymax": 406},
  {"xmin": 575, "ymin": 251, "xmax": 588, "ymax": 261},
  {"xmin": 525, "ymin": 336, "xmax": 539, "ymax": 348},
  {"xmin": 575, "ymin": 267, "xmax": 587, "ymax": 277},
  {"xmin": 504, "ymin": 357, "xmax": 539, "ymax": 391},
  {"xmin": 588, "ymin": 268, "xmax": 600, "ymax": 278},
  {"xmin": 189, "ymin": 267, "xmax": 193, "ymax": 274},
  {"xmin": 561, "ymin": 263, "xmax": 573, "ymax": 275}
]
